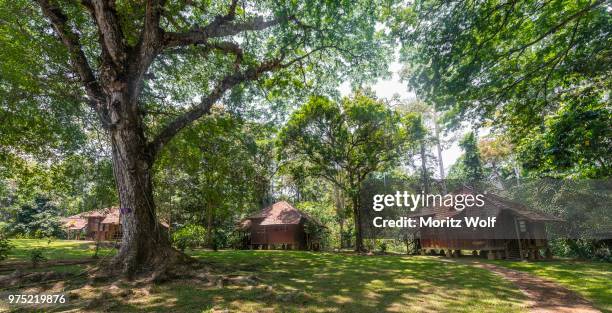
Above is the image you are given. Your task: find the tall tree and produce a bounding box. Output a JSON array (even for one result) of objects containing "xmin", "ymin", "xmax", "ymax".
[
  {"xmin": 457, "ymin": 131, "xmax": 484, "ymax": 185},
  {"xmin": 279, "ymin": 93, "xmax": 412, "ymax": 251},
  {"xmin": 1, "ymin": 0, "xmax": 391, "ymax": 276}
]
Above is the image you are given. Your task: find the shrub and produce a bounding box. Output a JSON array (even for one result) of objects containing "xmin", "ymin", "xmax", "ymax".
[
  {"xmin": 29, "ymin": 249, "xmax": 47, "ymax": 268},
  {"xmin": 594, "ymin": 247, "xmax": 611, "ymax": 262},
  {"xmin": 10, "ymin": 197, "xmax": 64, "ymax": 238},
  {"xmin": 172, "ymin": 224, "xmax": 207, "ymax": 252},
  {"xmin": 378, "ymin": 241, "xmax": 388, "ymax": 254},
  {"xmin": 0, "ymin": 236, "xmax": 13, "ymax": 262}
]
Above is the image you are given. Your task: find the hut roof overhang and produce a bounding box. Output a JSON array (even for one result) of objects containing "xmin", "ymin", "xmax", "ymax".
[{"xmin": 410, "ymin": 186, "xmax": 564, "ymax": 222}]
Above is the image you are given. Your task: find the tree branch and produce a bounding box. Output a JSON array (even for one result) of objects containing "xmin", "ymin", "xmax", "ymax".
[
  {"xmin": 36, "ymin": 0, "xmax": 105, "ymax": 109},
  {"xmin": 163, "ymin": 16, "xmax": 280, "ymax": 48},
  {"xmin": 148, "ymin": 58, "xmax": 283, "ymax": 157},
  {"xmin": 130, "ymin": 0, "xmax": 165, "ymax": 91},
  {"xmin": 504, "ymin": 0, "xmax": 603, "ymax": 57},
  {"xmin": 81, "ymin": 0, "xmax": 127, "ymax": 66}
]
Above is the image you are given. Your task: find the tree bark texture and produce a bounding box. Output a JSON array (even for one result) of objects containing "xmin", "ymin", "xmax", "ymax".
[{"xmin": 107, "ymin": 92, "xmax": 178, "ymax": 276}]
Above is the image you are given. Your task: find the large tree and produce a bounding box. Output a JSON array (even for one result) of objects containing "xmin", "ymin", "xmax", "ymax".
[
  {"xmin": 278, "ymin": 93, "xmax": 412, "ymax": 251},
  {"xmin": 0, "ymin": 0, "xmax": 390, "ymax": 276}
]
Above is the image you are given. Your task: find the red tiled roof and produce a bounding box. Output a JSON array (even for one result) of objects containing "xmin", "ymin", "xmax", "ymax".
[
  {"xmin": 100, "ymin": 208, "xmax": 120, "ymax": 224},
  {"xmin": 244, "ymin": 201, "xmax": 323, "ymax": 226},
  {"xmin": 79, "ymin": 207, "xmax": 119, "ymax": 218},
  {"xmin": 61, "ymin": 217, "xmax": 87, "ymax": 230},
  {"xmin": 63, "ymin": 207, "xmax": 171, "ymax": 229}
]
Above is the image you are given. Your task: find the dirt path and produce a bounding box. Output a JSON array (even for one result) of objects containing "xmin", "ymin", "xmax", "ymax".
[{"xmin": 456, "ymin": 259, "xmax": 600, "ymax": 313}]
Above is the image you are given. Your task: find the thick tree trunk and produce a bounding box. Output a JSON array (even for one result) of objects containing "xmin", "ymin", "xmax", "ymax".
[{"xmin": 106, "ymin": 93, "xmax": 182, "ymax": 277}]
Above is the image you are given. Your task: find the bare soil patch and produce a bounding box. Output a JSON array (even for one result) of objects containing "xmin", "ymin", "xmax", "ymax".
[{"xmin": 458, "ymin": 259, "xmax": 601, "ymax": 313}]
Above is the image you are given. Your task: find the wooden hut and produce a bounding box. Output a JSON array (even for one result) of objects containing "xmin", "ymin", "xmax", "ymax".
[
  {"xmin": 238, "ymin": 201, "xmax": 324, "ymax": 250},
  {"xmin": 61, "ymin": 207, "xmax": 168, "ymax": 241},
  {"xmin": 414, "ymin": 187, "xmax": 563, "ymax": 260},
  {"xmin": 61, "ymin": 207, "xmax": 122, "ymax": 241}
]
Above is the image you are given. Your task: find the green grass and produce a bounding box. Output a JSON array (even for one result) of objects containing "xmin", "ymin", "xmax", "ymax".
[
  {"xmin": 139, "ymin": 250, "xmax": 526, "ymax": 313},
  {"xmin": 7, "ymin": 240, "xmax": 605, "ymax": 312},
  {"xmin": 1, "ymin": 240, "xmax": 529, "ymax": 312},
  {"xmin": 6, "ymin": 239, "xmax": 115, "ymax": 261},
  {"xmin": 489, "ymin": 259, "xmax": 612, "ymax": 313}
]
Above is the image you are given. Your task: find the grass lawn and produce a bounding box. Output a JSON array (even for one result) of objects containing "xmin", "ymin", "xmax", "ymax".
[
  {"xmin": 166, "ymin": 250, "xmax": 528, "ymax": 313},
  {"xmin": 0, "ymin": 240, "xmax": 530, "ymax": 312},
  {"xmin": 6, "ymin": 239, "xmax": 115, "ymax": 261},
  {"xmin": 489, "ymin": 259, "xmax": 612, "ymax": 313}
]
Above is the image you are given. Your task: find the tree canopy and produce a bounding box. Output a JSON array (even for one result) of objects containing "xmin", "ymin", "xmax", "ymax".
[
  {"xmin": 397, "ymin": 0, "xmax": 610, "ymax": 178},
  {"xmin": 278, "ymin": 93, "xmax": 414, "ymax": 251}
]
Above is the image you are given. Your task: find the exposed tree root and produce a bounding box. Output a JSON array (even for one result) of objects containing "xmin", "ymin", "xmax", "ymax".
[
  {"xmin": 89, "ymin": 246, "xmax": 265, "ymax": 289},
  {"xmin": 0, "ymin": 269, "xmax": 74, "ymax": 288}
]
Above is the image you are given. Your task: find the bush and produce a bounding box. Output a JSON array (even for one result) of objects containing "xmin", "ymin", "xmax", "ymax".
[
  {"xmin": 378, "ymin": 241, "xmax": 388, "ymax": 254},
  {"xmin": 172, "ymin": 224, "xmax": 207, "ymax": 252},
  {"xmin": 29, "ymin": 249, "xmax": 47, "ymax": 268},
  {"xmin": 10, "ymin": 197, "xmax": 65, "ymax": 239},
  {"xmin": 594, "ymin": 247, "xmax": 611, "ymax": 262},
  {"xmin": 0, "ymin": 236, "xmax": 13, "ymax": 262}
]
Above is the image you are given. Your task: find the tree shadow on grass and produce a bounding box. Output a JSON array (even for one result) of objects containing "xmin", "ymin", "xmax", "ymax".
[
  {"xmin": 5, "ymin": 251, "xmax": 529, "ymax": 313},
  {"xmin": 105, "ymin": 251, "xmax": 527, "ymax": 312}
]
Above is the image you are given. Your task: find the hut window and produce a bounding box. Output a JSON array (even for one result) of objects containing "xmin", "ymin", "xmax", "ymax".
[{"xmin": 518, "ymin": 220, "xmax": 527, "ymax": 233}]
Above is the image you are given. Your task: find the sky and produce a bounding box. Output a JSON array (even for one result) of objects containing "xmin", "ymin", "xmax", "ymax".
[{"xmin": 338, "ymin": 60, "xmax": 464, "ymax": 178}]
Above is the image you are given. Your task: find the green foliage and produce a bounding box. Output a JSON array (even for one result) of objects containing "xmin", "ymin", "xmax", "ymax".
[
  {"xmin": 593, "ymin": 247, "xmax": 611, "ymax": 263},
  {"xmin": 517, "ymin": 101, "xmax": 611, "ymax": 178},
  {"xmin": 0, "ymin": 0, "xmax": 392, "ymax": 259},
  {"xmin": 279, "ymin": 93, "xmax": 412, "ymax": 198},
  {"xmin": 377, "ymin": 240, "xmax": 388, "ymax": 254},
  {"xmin": 155, "ymin": 115, "xmax": 275, "ymax": 243},
  {"xmin": 0, "ymin": 0, "xmax": 393, "ymax": 158},
  {"xmin": 1, "ymin": 153, "xmax": 117, "ymax": 221},
  {"xmin": 172, "ymin": 224, "xmax": 207, "ymax": 252},
  {"xmin": 9, "ymin": 197, "xmax": 64, "ymax": 239},
  {"xmin": 279, "ymin": 93, "xmax": 415, "ymax": 250},
  {"xmin": 29, "ymin": 248, "xmax": 47, "ymax": 268},
  {"xmin": 459, "ymin": 132, "xmax": 484, "ymax": 184},
  {"xmin": 296, "ymin": 201, "xmax": 335, "ymax": 249},
  {"xmin": 0, "ymin": 234, "xmax": 13, "ymax": 262},
  {"xmin": 449, "ymin": 132, "xmax": 485, "ymax": 183},
  {"xmin": 399, "ymin": 0, "xmax": 610, "ymax": 178}
]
